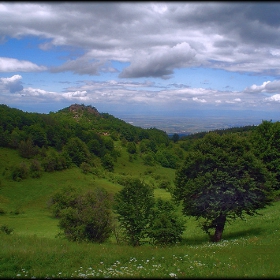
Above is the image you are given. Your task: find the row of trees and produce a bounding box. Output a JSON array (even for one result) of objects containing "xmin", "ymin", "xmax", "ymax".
[{"xmin": 49, "ymin": 179, "xmax": 185, "ymax": 246}]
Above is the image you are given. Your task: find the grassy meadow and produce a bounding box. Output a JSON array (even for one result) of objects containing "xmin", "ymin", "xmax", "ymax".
[{"xmin": 0, "ymin": 145, "xmax": 280, "ymax": 278}]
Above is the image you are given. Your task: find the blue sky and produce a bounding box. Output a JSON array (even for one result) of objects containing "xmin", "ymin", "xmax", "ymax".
[{"xmin": 1, "ymin": 2, "xmax": 280, "ymax": 127}]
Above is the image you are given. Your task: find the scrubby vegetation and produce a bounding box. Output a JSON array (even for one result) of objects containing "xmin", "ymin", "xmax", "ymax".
[{"xmin": 0, "ymin": 103, "xmax": 280, "ymax": 278}]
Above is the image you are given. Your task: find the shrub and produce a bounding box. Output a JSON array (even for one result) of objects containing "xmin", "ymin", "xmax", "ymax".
[
  {"xmin": 101, "ymin": 154, "xmax": 114, "ymax": 172},
  {"xmin": 50, "ymin": 186, "xmax": 113, "ymax": 243},
  {"xmin": 158, "ymin": 179, "xmax": 171, "ymax": 190},
  {"xmin": 114, "ymin": 179, "xmax": 155, "ymax": 246},
  {"xmin": 80, "ymin": 162, "xmax": 92, "ymax": 174},
  {"xmin": 42, "ymin": 151, "xmax": 70, "ymax": 172},
  {"xmin": 0, "ymin": 224, "xmax": 13, "ymax": 235},
  {"xmin": 11, "ymin": 162, "xmax": 29, "ymax": 181},
  {"xmin": 63, "ymin": 137, "xmax": 91, "ymax": 167},
  {"xmin": 143, "ymin": 152, "xmax": 156, "ymax": 166},
  {"xmin": 147, "ymin": 198, "xmax": 186, "ymax": 246},
  {"xmin": 30, "ymin": 159, "xmax": 43, "ymax": 178},
  {"xmin": 18, "ymin": 139, "xmax": 39, "ymax": 158}
]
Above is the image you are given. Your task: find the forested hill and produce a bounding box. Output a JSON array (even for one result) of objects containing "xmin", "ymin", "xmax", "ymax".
[{"xmin": 0, "ymin": 103, "xmax": 169, "ymax": 147}]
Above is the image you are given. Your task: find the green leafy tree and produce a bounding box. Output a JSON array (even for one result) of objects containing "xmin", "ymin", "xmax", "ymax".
[
  {"xmin": 63, "ymin": 137, "xmax": 91, "ymax": 166},
  {"xmin": 250, "ymin": 120, "xmax": 280, "ymax": 190},
  {"xmin": 102, "ymin": 154, "xmax": 114, "ymax": 172},
  {"xmin": 28, "ymin": 124, "xmax": 48, "ymax": 147},
  {"xmin": 18, "ymin": 139, "xmax": 39, "ymax": 158},
  {"xmin": 42, "ymin": 150, "xmax": 70, "ymax": 172},
  {"xmin": 174, "ymin": 132, "xmax": 274, "ymax": 242},
  {"xmin": 114, "ymin": 178, "xmax": 155, "ymax": 246},
  {"xmin": 147, "ymin": 198, "xmax": 186, "ymax": 246},
  {"xmin": 50, "ymin": 186, "xmax": 113, "ymax": 243},
  {"xmin": 172, "ymin": 133, "xmax": 180, "ymax": 143},
  {"xmin": 11, "ymin": 162, "xmax": 29, "ymax": 181},
  {"xmin": 126, "ymin": 141, "xmax": 137, "ymax": 154},
  {"xmin": 155, "ymin": 149, "xmax": 179, "ymax": 169},
  {"xmin": 142, "ymin": 152, "xmax": 156, "ymax": 166}
]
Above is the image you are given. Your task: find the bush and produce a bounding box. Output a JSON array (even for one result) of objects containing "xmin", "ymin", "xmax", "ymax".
[
  {"xmin": 80, "ymin": 162, "xmax": 92, "ymax": 174},
  {"xmin": 147, "ymin": 198, "xmax": 186, "ymax": 246},
  {"xmin": 114, "ymin": 179, "xmax": 155, "ymax": 246},
  {"xmin": 101, "ymin": 154, "xmax": 114, "ymax": 172},
  {"xmin": 158, "ymin": 179, "xmax": 171, "ymax": 190},
  {"xmin": 143, "ymin": 152, "xmax": 156, "ymax": 166},
  {"xmin": 50, "ymin": 186, "xmax": 113, "ymax": 243},
  {"xmin": 0, "ymin": 224, "xmax": 13, "ymax": 235},
  {"xmin": 18, "ymin": 139, "xmax": 39, "ymax": 158},
  {"xmin": 42, "ymin": 151, "xmax": 70, "ymax": 172},
  {"xmin": 11, "ymin": 162, "xmax": 29, "ymax": 181},
  {"xmin": 30, "ymin": 159, "xmax": 43, "ymax": 178},
  {"xmin": 63, "ymin": 137, "xmax": 91, "ymax": 167}
]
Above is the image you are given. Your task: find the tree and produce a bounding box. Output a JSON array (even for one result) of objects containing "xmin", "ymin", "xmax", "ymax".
[
  {"xmin": 63, "ymin": 137, "xmax": 91, "ymax": 166},
  {"xmin": 172, "ymin": 133, "xmax": 180, "ymax": 143},
  {"xmin": 113, "ymin": 178, "xmax": 155, "ymax": 246},
  {"xmin": 50, "ymin": 186, "xmax": 113, "ymax": 243},
  {"xmin": 250, "ymin": 120, "xmax": 280, "ymax": 190},
  {"xmin": 126, "ymin": 141, "xmax": 137, "ymax": 154},
  {"xmin": 101, "ymin": 154, "xmax": 114, "ymax": 172},
  {"xmin": 173, "ymin": 132, "xmax": 274, "ymax": 242},
  {"xmin": 147, "ymin": 198, "xmax": 186, "ymax": 246}
]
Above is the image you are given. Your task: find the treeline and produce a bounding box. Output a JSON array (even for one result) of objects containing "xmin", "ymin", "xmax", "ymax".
[{"xmin": 180, "ymin": 125, "xmax": 256, "ymax": 140}]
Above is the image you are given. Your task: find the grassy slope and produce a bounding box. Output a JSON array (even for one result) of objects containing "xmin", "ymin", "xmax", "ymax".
[
  {"xmin": 0, "ymin": 145, "xmax": 172, "ymax": 238},
  {"xmin": 0, "ymin": 146, "xmax": 280, "ymax": 278}
]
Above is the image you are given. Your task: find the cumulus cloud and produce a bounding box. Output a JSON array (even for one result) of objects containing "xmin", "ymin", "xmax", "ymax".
[
  {"xmin": 265, "ymin": 94, "xmax": 280, "ymax": 102},
  {"xmin": 244, "ymin": 80, "xmax": 280, "ymax": 93},
  {"xmin": 119, "ymin": 42, "xmax": 196, "ymax": 79},
  {"xmin": 0, "ymin": 74, "xmax": 23, "ymax": 93},
  {"xmin": 1, "ymin": 3, "xmax": 280, "ymax": 77},
  {"xmin": 0, "ymin": 57, "xmax": 47, "ymax": 72}
]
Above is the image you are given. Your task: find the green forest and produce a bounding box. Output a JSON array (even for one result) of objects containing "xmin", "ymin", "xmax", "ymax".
[{"xmin": 0, "ymin": 103, "xmax": 279, "ymax": 278}]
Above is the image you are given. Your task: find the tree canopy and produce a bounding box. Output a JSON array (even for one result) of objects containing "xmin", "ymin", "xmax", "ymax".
[{"xmin": 174, "ymin": 132, "xmax": 274, "ymax": 242}]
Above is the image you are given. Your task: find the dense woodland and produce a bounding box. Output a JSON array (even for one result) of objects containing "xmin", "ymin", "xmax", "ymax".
[{"xmin": 0, "ymin": 103, "xmax": 279, "ymax": 245}]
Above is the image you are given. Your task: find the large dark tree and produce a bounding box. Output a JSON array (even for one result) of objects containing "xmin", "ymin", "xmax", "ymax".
[
  {"xmin": 250, "ymin": 120, "xmax": 280, "ymax": 190},
  {"xmin": 174, "ymin": 132, "xmax": 274, "ymax": 242}
]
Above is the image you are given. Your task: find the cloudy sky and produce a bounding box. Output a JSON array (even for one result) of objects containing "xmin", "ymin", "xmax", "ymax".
[{"xmin": 1, "ymin": 2, "xmax": 280, "ymax": 124}]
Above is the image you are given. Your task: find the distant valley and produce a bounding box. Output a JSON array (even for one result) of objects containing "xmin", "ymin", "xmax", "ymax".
[{"xmin": 117, "ymin": 114, "xmax": 267, "ymax": 135}]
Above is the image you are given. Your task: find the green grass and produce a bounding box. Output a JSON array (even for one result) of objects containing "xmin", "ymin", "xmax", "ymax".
[
  {"xmin": 1, "ymin": 202, "xmax": 280, "ymax": 278},
  {"xmin": 0, "ymin": 147, "xmax": 280, "ymax": 278}
]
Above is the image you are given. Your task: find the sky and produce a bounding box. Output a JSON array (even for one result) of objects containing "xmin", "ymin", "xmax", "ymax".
[{"xmin": 1, "ymin": 2, "xmax": 280, "ymax": 126}]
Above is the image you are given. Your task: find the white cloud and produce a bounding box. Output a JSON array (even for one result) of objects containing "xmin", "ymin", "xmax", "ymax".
[
  {"xmin": 2, "ymin": 3, "xmax": 280, "ymax": 78},
  {"xmin": 0, "ymin": 74, "xmax": 23, "ymax": 93},
  {"xmin": 0, "ymin": 57, "xmax": 47, "ymax": 72},
  {"xmin": 265, "ymin": 94, "xmax": 280, "ymax": 102},
  {"xmin": 244, "ymin": 80, "xmax": 280, "ymax": 93},
  {"xmin": 192, "ymin": 97, "xmax": 207, "ymax": 103},
  {"xmin": 119, "ymin": 42, "xmax": 197, "ymax": 79}
]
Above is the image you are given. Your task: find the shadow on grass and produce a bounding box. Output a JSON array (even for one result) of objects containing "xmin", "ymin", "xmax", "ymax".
[
  {"xmin": 181, "ymin": 227, "xmax": 264, "ymax": 246},
  {"xmin": 223, "ymin": 227, "xmax": 264, "ymax": 240},
  {"xmin": 180, "ymin": 236, "xmax": 209, "ymax": 246}
]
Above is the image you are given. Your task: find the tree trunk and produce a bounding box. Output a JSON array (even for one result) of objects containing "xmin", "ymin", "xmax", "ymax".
[{"xmin": 213, "ymin": 215, "xmax": 226, "ymax": 242}]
